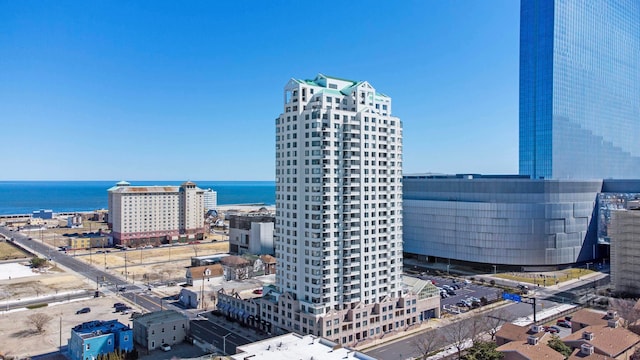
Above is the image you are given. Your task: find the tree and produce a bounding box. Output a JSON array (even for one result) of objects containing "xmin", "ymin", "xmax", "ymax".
[
  {"xmin": 29, "ymin": 257, "xmax": 47, "ymax": 269},
  {"xmin": 412, "ymin": 328, "xmax": 445, "ymax": 359},
  {"xmin": 610, "ymin": 298, "xmax": 640, "ymax": 328},
  {"xmin": 467, "ymin": 314, "xmax": 489, "ymax": 344},
  {"xmin": 442, "ymin": 316, "xmax": 475, "ymax": 359},
  {"xmin": 547, "ymin": 335, "xmax": 571, "ymax": 358},
  {"xmin": 26, "ymin": 313, "xmax": 52, "ymax": 333},
  {"xmin": 462, "ymin": 341, "xmax": 504, "ymax": 360},
  {"xmin": 484, "ymin": 308, "xmax": 515, "ymax": 340}
]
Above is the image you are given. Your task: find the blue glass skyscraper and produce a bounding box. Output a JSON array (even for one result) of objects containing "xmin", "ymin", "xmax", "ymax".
[{"xmin": 519, "ymin": 0, "xmax": 640, "ymax": 179}]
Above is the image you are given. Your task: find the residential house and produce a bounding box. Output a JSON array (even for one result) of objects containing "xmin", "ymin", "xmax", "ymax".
[
  {"xmin": 185, "ymin": 264, "xmax": 223, "ymax": 286},
  {"xmin": 563, "ymin": 321, "xmax": 640, "ymax": 359},
  {"xmin": 68, "ymin": 320, "xmax": 133, "ymax": 360},
  {"xmin": 132, "ymin": 310, "xmax": 189, "ymax": 351}
]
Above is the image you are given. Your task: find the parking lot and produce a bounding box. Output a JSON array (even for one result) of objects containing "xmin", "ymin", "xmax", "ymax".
[
  {"xmin": 416, "ymin": 274, "xmax": 503, "ymax": 314},
  {"xmin": 0, "ymin": 294, "xmax": 144, "ymax": 358}
]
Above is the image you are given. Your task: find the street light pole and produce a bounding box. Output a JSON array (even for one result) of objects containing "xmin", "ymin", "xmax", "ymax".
[{"xmin": 222, "ymin": 332, "xmax": 232, "ymax": 355}]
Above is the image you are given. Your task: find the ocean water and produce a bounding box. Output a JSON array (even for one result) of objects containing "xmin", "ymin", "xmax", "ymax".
[{"xmin": 0, "ymin": 181, "xmax": 275, "ymax": 215}]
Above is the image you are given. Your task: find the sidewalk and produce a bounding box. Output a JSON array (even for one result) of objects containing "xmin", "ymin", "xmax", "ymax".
[{"xmin": 356, "ymin": 300, "xmax": 510, "ymax": 352}]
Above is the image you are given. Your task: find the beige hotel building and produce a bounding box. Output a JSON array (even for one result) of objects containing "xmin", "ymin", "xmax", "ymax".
[{"xmin": 108, "ymin": 181, "xmax": 204, "ymax": 247}]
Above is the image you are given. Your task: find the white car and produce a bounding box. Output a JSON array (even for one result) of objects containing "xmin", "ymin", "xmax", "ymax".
[{"xmin": 161, "ymin": 344, "xmax": 171, "ymax": 352}]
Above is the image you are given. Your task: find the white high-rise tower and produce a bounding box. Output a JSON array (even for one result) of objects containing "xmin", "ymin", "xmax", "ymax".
[{"xmin": 262, "ymin": 74, "xmax": 438, "ymax": 345}]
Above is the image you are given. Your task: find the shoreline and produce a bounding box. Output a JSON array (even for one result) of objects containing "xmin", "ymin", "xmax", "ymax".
[{"xmin": 0, "ymin": 203, "xmax": 275, "ymax": 219}]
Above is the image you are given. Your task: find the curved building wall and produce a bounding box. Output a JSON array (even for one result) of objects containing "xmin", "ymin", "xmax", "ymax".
[{"xmin": 403, "ymin": 177, "xmax": 603, "ymax": 266}]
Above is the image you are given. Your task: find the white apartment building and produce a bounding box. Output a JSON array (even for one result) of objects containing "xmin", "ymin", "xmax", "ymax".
[
  {"xmin": 264, "ymin": 74, "xmax": 439, "ymax": 346},
  {"xmin": 203, "ymin": 188, "xmax": 217, "ymax": 210},
  {"xmin": 108, "ymin": 181, "xmax": 205, "ymax": 247}
]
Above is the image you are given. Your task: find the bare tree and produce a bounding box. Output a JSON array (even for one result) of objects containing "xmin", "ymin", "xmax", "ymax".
[
  {"xmin": 412, "ymin": 328, "xmax": 445, "ymax": 360},
  {"xmin": 442, "ymin": 316, "xmax": 475, "ymax": 360},
  {"xmin": 610, "ymin": 298, "xmax": 640, "ymax": 328},
  {"xmin": 467, "ymin": 313, "xmax": 489, "ymax": 344},
  {"xmin": 484, "ymin": 308, "xmax": 515, "ymax": 340},
  {"xmin": 26, "ymin": 313, "xmax": 52, "ymax": 333}
]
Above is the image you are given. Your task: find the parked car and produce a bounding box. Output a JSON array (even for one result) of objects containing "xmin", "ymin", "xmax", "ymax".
[
  {"xmin": 161, "ymin": 344, "xmax": 171, "ymax": 352},
  {"xmin": 116, "ymin": 305, "xmax": 131, "ymax": 313},
  {"xmin": 447, "ymin": 289, "xmax": 456, "ymax": 296},
  {"xmin": 113, "ymin": 302, "xmax": 125, "ymax": 308},
  {"xmin": 557, "ymin": 319, "xmax": 571, "ymax": 328},
  {"xmin": 76, "ymin": 307, "xmax": 91, "ymax": 314},
  {"xmin": 550, "ymin": 325, "xmax": 561, "ymax": 332}
]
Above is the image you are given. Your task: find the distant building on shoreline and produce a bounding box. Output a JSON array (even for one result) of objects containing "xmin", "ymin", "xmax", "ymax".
[
  {"xmin": 107, "ymin": 181, "xmax": 204, "ymax": 247},
  {"xmin": 203, "ymin": 188, "xmax": 217, "ymax": 210}
]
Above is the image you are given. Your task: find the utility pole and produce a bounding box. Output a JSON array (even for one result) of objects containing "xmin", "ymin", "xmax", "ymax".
[
  {"xmin": 522, "ymin": 297, "xmax": 537, "ymax": 323},
  {"xmin": 124, "ymin": 251, "xmax": 128, "ymax": 282},
  {"xmin": 222, "ymin": 333, "xmax": 232, "ymax": 355},
  {"xmin": 59, "ymin": 315, "xmax": 62, "ymax": 352}
]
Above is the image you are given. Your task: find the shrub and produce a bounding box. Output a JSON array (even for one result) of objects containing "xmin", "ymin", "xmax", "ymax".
[{"xmin": 26, "ymin": 303, "xmax": 48, "ymax": 309}]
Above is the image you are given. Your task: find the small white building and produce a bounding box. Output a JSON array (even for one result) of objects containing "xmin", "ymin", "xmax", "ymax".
[{"xmin": 228, "ymin": 213, "xmax": 274, "ymax": 255}]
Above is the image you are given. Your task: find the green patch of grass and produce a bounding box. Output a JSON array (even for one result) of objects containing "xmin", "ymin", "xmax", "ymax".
[
  {"xmin": 0, "ymin": 241, "xmax": 30, "ymax": 260},
  {"xmin": 26, "ymin": 303, "xmax": 48, "ymax": 309},
  {"xmin": 495, "ymin": 268, "xmax": 595, "ymax": 286}
]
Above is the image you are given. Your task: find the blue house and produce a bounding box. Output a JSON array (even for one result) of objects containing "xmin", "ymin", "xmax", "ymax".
[{"xmin": 68, "ymin": 320, "xmax": 133, "ymax": 360}]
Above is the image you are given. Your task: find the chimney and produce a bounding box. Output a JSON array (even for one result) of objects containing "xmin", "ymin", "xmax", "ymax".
[
  {"xmin": 531, "ymin": 325, "xmax": 542, "ymax": 333},
  {"xmin": 582, "ymin": 331, "xmax": 594, "ymax": 340},
  {"xmin": 606, "ymin": 310, "xmax": 618, "ymax": 319},
  {"xmin": 608, "ymin": 319, "xmax": 619, "ymax": 328},
  {"xmin": 527, "ymin": 335, "xmax": 538, "ymax": 345},
  {"xmin": 581, "ymin": 343, "xmax": 594, "ymax": 355}
]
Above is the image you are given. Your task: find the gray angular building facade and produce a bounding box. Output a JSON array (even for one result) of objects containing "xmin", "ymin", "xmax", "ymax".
[{"xmin": 403, "ymin": 175, "xmax": 603, "ymax": 269}]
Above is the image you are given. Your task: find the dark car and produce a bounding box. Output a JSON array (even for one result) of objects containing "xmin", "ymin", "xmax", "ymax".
[
  {"xmin": 76, "ymin": 307, "xmax": 91, "ymax": 314},
  {"xmin": 447, "ymin": 289, "xmax": 456, "ymax": 296},
  {"xmin": 115, "ymin": 304, "xmax": 130, "ymax": 312},
  {"xmin": 113, "ymin": 302, "xmax": 125, "ymax": 308},
  {"xmin": 556, "ymin": 320, "xmax": 571, "ymax": 328}
]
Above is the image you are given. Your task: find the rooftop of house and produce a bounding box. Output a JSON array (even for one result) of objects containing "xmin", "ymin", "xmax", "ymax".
[
  {"xmin": 132, "ymin": 310, "xmax": 187, "ymax": 326},
  {"xmin": 72, "ymin": 320, "xmax": 130, "ymax": 339},
  {"xmin": 570, "ymin": 309, "xmax": 612, "ymax": 327},
  {"xmin": 496, "ymin": 339, "xmax": 565, "ymax": 360},
  {"xmin": 567, "ymin": 347, "xmax": 614, "ymax": 359},
  {"xmin": 496, "ymin": 323, "xmax": 546, "ymax": 343},
  {"xmin": 563, "ymin": 323, "xmax": 640, "ymax": 358},
  {"xmin": 221, "ymin": 255, "xmax": 251, "ymax": 267},
  {"xmin": 186, "ymin": 264, "xmax": 224, "ymax": 279}
]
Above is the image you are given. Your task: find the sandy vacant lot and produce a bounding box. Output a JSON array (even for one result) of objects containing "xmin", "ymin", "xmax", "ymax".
[
  {"xmin": 0, "ymin": 264, "xmax": 91, "ymax": 301},
  {"xmin": 0, "ymin": 294, "xmax": 143, "ymax": 359},
  {"xmin": 76, "ymin": 242, "xmax": 229, "ymax": 284}
]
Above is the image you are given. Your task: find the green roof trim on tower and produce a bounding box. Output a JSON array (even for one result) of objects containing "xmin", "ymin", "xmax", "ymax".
[{"xmin": 317, "ymin": 73, "xmax": 359, "ymax": 84}]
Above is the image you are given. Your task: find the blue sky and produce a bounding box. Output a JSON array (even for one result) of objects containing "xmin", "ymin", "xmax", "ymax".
[{"xmin": 0, "ymin": 1, "xmax": 520, "ymax": 181}]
